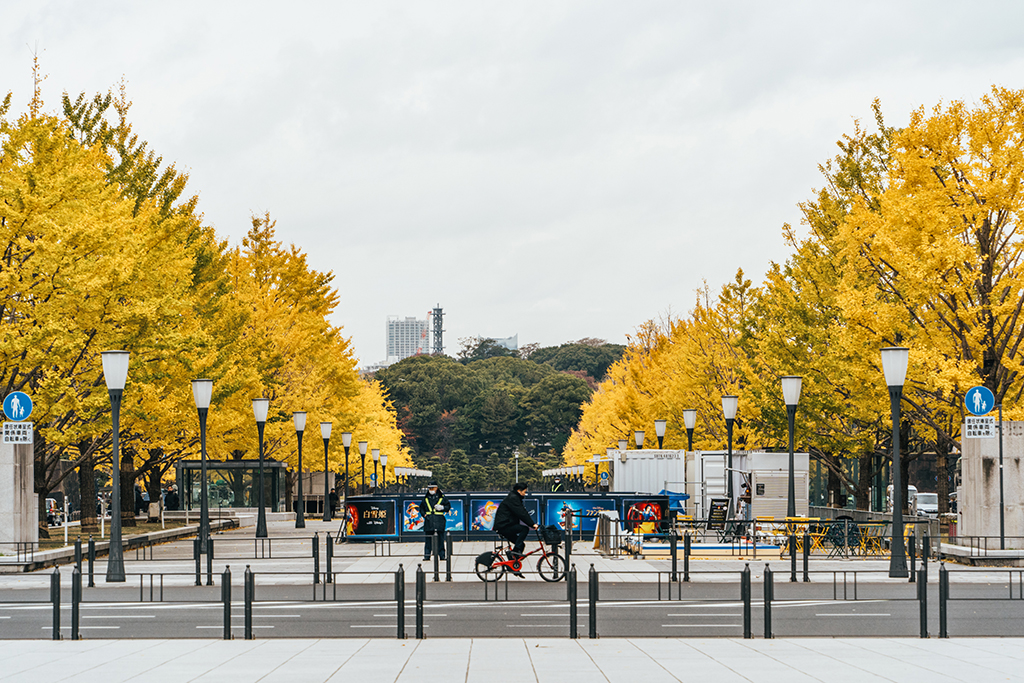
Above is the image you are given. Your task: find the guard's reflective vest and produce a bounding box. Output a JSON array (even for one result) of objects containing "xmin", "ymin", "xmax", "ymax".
[
  {"xmin": 551, "ymin": 481, "xmax": 564, "ymax": 492},
  {"xmin": 421, "ymin": 492, "xmax": 448, "ymax": 533}
]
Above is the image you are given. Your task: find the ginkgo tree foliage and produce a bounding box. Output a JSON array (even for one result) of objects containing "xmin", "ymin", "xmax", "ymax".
[
  {"xmin": 0, "ymin": 71, "xmax": 409, "ymax": 534},
  {"xmin": 566, "ymin": 88, "xmax": 1024, "ymax": 515}
]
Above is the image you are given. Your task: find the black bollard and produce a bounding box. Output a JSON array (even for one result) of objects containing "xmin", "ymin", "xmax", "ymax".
[
  {"xmin": 396, "ymin": 564, "xmax": 406, "ymax": 639},
  {"xmin": 50, "ymin": 568, "xmax": 61, "ymax": 641},
  {"xmin": 432, "ymin": 535, "xmax": 440, "ymax": 582},
  {"xmin": 764, "ymin": 564, "xmax": 774, "ymax": 639},
  {"xmin": 326, "ymin": 534, "xmax": 334, "ymax": 584},
  {"xmin": 416, "ymin": 564, "xmax": 425, "ymax": 639},
  {"xmin": 803, "ymin": 532, "xmax": 810, "ymax": 583},
  {"xmin": 683, "ymin": 533, "xmax": 691, "ymax": 582},
  {"xmin": 918, "ymin": 567, "xmax": 928, "ymax": 638},
  {"xmin": 588, "ymin": 564, "xmax": 598, "ymax": 639},
  {"xmin": 194, "ymin": 538, "xmax": 201, "ymax": 587},
  {"xmin": 222, "ymin": 566, "xmax": 232, "ymax": 640},
  {"xmin": 74, "ymin": 537, "xmax": 82, "ymax": 574},
  {"xmin": 445, "ymin": 534, "xmax": 452, "ymax": 582},
  {"xmin": 207, "ymin": 538, "xmax": 214, "ymax": 587},
  {"xmin": 789, "ymin": 534, "xmax": 797, "ymax": 583},
  {"xmin": 741, "ymin": 563, "xmax": 751, "ymax": 639},
  {"xmin": 313, "ymin": 532, "xmax": 320, "ymax": 584},
  {"xmin": 938, "ymin": 564, "xmax": 949, "ymax": 638},
  {"xmin": 71, "ymin": 567, "xmax": 81, "ymax": 641},
  {"xmin": 244, "ymin": 565, "xmax": 254, "ymax": 640},
  {"xmin": 568, "ymin": 564, "xmax": 578, "ymax": 639},
  {"xmin": 87, "ymin": 536, "xmax": 95, "ymax": 588}
]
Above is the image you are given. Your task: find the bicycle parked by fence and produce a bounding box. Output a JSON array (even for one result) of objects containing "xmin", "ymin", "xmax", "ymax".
[{"xmin": 475, "ymin": 526, "xmax": 567, "ymax": 582}]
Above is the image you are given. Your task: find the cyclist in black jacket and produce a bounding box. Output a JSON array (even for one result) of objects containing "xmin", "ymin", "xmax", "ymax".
[{"xmin": 494, "ymin": 483, "xmax": 538, "ymax": 559}]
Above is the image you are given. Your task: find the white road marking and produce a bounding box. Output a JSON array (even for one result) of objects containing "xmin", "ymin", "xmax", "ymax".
[
  {"xmin": 815, "ymin": 613, "xmax": 891, "ymax": 617},
  {"xmin": 507, "ymin": 625, "xmax": 569, "ymax": 628},
  {"xmin": 84, "ymin": 615, "xmax": 156, "ymax": 619},
  {"xmin": 662, "ymin": 624, "xmax": 740, "ymax": 628},
  {"xmin": 666, "ymin": 614, "xmax": 737, "ymax": 617}
]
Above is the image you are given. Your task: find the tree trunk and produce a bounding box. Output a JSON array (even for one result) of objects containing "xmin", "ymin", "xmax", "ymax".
[
  {"xmin": 855, "ymin": 452, "xmax": 873, "ymax": 511},
  {"xmin": 936, "ymin": 435, "xmax": 950, "ymax": 515},
  {"xmin": 146, "ymin": 467, "xmax": 163, "ymax": 523},
  {"xmin": 77, "ymin": 446, "xmax": 99, "ymax": 534},
  {"xmin": 827, "ymin": 456, "xmax": 842, "ymax": 507}
]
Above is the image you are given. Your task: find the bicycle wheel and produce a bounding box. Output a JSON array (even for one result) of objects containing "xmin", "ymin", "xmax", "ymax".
[
  {"xmin": 475, "ymin": 551, "xmax": 506, "ymax": 582},
  {"xmin": 536, "ymin": 550, "xmax": 566, "ymax": 582}
]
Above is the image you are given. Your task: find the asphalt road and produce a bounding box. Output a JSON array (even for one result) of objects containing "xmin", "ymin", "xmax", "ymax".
[{"xmin": 2, "ymin": 579, "xmax": 1023, "ymax": 639}]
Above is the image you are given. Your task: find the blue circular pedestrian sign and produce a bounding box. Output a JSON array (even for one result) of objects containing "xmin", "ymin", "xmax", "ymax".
[
  {"xmin": 3, "ymin": 391, "xmax": 33, "ymax": 421},
  {"xmin": 965, "ymin": 386, "xmax": 995, "ymax": 416}
]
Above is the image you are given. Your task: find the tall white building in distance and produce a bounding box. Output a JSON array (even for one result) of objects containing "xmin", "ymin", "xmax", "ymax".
[{"xmin": 386, "ymin": 315, "xmax": 431, "ymax": 364}]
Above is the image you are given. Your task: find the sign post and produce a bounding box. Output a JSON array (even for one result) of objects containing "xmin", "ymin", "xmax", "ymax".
[{"xmin": 965, "ymin": 385, "xmax": 1004, "ymax": 549}]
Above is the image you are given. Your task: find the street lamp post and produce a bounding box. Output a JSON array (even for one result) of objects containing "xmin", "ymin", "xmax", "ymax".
[
  {"xmin": 101, "ymin": 350, "xmax": 130, "ymax": 582},
  {"xmin": 191, "ymin": 379, "xmax": 214, "ymax": 553},
  {"xmin": 781, "ymin": 377, "xmax": 802, "ymax": 519},
  {"xmin": 372, "ymin": 449, "xmax": 380, "ymax": 492},
  {"xmin": 722, "ymin": 395, "xmax": 739, "ymax": 506},
  {"xmin": 293, "ymin": 412, "xmax": 306, "ymax": 528},
  {"xmin": 654, "ymin": 419, "xmax": 667, "ymax": 449},
  {"xmin": 881, "ymin": 347, "xmax": 910, "ymax": 578},
  {"xmin": 380, "ymin": 454, "xmax": 388, "ymax": 491},
  {"xmin": 356, "ymin": 440, "xmax": 368, "ymax": 493},
  {"xmin": 515, "ymin": 451, "xmax": 519, "ymax": 481},
  {"xmin": 252, "ymin": 398, "xmax": 270, "ymax": 538},
  {"xmin": 320, "ymin": 422, "xmax": 332, "ymax": 522},
  {"xmin": 634, "ymin": 430, "xmax": 645, "ymax": 449},
  {"xmin": 682, "ymin": 409, "xmax": 697, "ymax": 451}
]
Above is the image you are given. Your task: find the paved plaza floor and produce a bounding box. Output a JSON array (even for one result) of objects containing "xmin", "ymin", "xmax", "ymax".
[{"xmin": 2, "ymin": 636, "xmax": 1022, "ymax": 683}]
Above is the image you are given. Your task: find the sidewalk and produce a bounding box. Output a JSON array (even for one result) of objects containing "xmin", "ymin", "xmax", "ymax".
[{"xmin": 1, "ymin": 637, "xmax": 1021, "ymax": 682}]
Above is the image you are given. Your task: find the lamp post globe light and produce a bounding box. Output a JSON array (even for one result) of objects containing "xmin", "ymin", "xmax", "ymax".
[
  {"xmin": 781, "ymin": 376, "xmax": 802, "ymax": 519},
  {"xmin": 358, "ymin": 441, "xmax": 368, "ymax": 494},
  {"xmin": 191, "ymin": 379, "xmax": 214, "ymax": 553},
  {"xmin": 380, "ymin": 454, "xmax": 388, "ymax": 491},
  {"xmin": 341, "ymin": 432, "xmax": 352, "ymax": 517},
  {"xmin": 881, "ymin": 346, "xmax": 910, "ymax": 578},
  {"xmin": 682, "ymin": 409, "xmax": 697, "ymax": 451},
  {"xmin": 372, "ymin": 448, "xmax": 380, "ymax": 491},
  {"xmin": 654, "ymin": 419, "xmax": 667, "ymax": 449},
  {"xmin": 617, "ymin": 439, "xmax": 627, "ymax": 452},
  {"xmin": 293, "ymin": 412, "xmax": 307, "ymax": 528},
  {"xmin": 634, "ymin": 430, "xmax": 645, "ymax": 449},
  {"xmin": 252, "ymin": 398, "xmax": 270, "ymax": 538},
  {"xmin": 320, "ymin": 422, "xmax": 332, "ymax": 522},
  {"xmin": 721, "ymin": 395, "xmax": 739, "ymax": 506},
  {"xmin": 101, "ymin": 350, "xmax": 130, "ymax": 582}
]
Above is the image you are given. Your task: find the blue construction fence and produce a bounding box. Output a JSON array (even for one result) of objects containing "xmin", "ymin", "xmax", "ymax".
[{"xmin": 340, "ymin": 492, "xmax": 671, "ymax": 542}]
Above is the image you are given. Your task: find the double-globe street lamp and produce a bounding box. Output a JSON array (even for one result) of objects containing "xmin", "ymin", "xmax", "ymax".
[
  {"xmin": 252, "ymin": 398, "xmax": 270, "ymax": 538},
  {"xmin": 321, "ymin": 422, "xmax": 332, "ymax": 522},
  {"xmin": 781, "ymin": 376, "xmax": 802, "ymax": 519},
  {"xmin": 722, "ymin": 395, "xmax": 739, "ymax": 506},
  {"xmin": 293, "ymin": 412, "xmax": 306, "ymax": 528},
  {"xmin": 101, "ymin": 350, "xmax": 130, "ymax": 583},
  {"xmin": 191, "ymin": 379, "xmax": 214, "ymax": 554},
  {"xmin": 881, "ymin": 346, "xmax": 910, "ymax": 578}
]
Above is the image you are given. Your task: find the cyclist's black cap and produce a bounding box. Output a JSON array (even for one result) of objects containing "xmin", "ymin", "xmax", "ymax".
[{"xmin": 512, "ymin": 482, "xmax": 528, "ymax": 493}]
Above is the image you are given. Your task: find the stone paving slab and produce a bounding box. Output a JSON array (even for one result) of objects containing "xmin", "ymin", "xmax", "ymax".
[{"xmin": 1, "ymin": 637, "xmax": 1022, "ymax": 683}]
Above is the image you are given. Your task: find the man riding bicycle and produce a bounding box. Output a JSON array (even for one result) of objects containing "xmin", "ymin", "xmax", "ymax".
[{"xmin": 494, "ymin": 483, "xmax": 538, "ymax": 575}]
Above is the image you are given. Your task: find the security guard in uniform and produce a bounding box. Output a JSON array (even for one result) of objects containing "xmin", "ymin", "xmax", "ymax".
[
  {"xmin": 551, "ymin": 476, "xmax": 564, "ymax": 493},
  {"xmin": 418, "ymin": 482, "xmax": 450, "ymax": 560}
]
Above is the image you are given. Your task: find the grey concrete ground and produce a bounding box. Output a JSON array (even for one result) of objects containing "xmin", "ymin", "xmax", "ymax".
[{"xmin": 2, "ymin": 637, "xmax": 1023, "ymax": 683}]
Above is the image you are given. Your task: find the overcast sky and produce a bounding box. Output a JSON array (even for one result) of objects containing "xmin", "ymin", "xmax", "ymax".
[{"xmin": 6, "ymin": 2, "xmax": 1024, "ymax": 365}]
